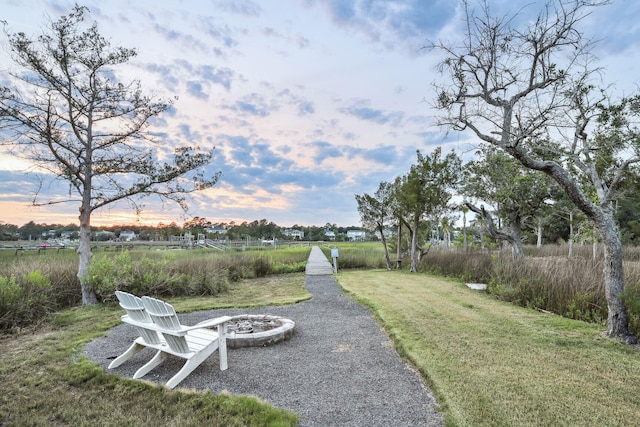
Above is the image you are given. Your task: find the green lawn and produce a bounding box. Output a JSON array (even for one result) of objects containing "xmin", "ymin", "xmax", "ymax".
[
  {"xmin": 337, "ymin": 270, "xmax": 640, "ymax": 427},
  {"xmin": 3, "ymin": 267, "xmax": 639, "ymax": 426}
]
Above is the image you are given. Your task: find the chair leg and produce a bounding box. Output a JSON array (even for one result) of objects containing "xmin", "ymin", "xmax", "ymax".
[
  {"xmin": 166, "ymin": 359, "xmax": 200, "ymax": 389},
  {"xmin": 165, "ymin": 346, "xmax": 216, "ymax": 389},
  {"xmin": 133, "ymin": 350, "xmax": 167, "ymax": 379},
  {"xmin": 218, "ymin": 324, "xmax": 228, "ymax": 371},
  {"xmin": 108, "ymin": 342, "xmax": 145, "ymax": 369}
]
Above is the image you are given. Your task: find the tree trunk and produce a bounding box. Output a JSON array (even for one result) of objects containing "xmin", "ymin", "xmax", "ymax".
[
  {"xmin": 536, "ymin": 219, "xmax": 542, "ymax": 248},
  {"xmin": 443, "ymin": 228, "xmax": 451, "ymax": 250},
  {"xmin": 379, "ymin": 227, "xmax": 392, "ymax": 271},
  {"xmin": 514, "ymin": 155, "xmax": 634, "ymax": 342},
  {"xmin": 463, "ymin": 211, "xmax": 468, "ymax": 252},
  {"xmin": 568, "ymin": 238, "xmax": 574, "ymax": 258},
  {"xmin": 510, "ymin": 225, "xmax": 524, "ymax": 261},
  {"xmin": 465, "ymin": 203, "xmax": 524, "ymax": 261},
  {"xmin": 568, "ymin": 211, "xmax": 574, "ymax": 258},
  {"xmin": 597, "ymin": 213, "xmax": 635, "ymax": 342},
  {"xmin": 396, "ymin": 222, "xmax": 403, "ymax": 269},
  {"xmin": 410, "ymin": 217, "xmax": 419, "ymax": 273},
  {"xmin": 77, "ymin": 208, "xmax": 98, "ymax": 305}
]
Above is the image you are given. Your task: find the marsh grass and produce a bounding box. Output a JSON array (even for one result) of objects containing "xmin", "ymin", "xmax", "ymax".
[
  {"xmin": 0, "ymin": 247, "xmax": 311, "ymax": 331},
  {"xmin": 337, "ymin": 270, "xmax": 640, "ymax": 426},
  {"xmin": 0, "ymin": 274, "xmax": 308, "ymax": 426}
]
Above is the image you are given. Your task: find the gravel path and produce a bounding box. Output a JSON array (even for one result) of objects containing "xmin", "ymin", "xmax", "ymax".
[{"xmin": 84, "ymin": 274, "xmax": 443, "ymax": 426}]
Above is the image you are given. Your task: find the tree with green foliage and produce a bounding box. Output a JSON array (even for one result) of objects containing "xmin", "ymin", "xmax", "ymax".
[
  {"xmin": 0, "ymin": 221, "xmax": 19, "ymax": 241},
  {"xmin": 0, "ymin": 7, "xmax": 219, "ymax": 305},
  {"xmin": 430, "ymin": 0, "xmax": 639, "ymax": 342},
  {"xmin": 394, "ymin": 148, "xmax": 461, "ymax": 272},
  {"xmin": 462, "ymin": 147, "xmax": 553, "ymax": 261},
  {"xmin": 17, "ymin": 221, "xmax": 47, "ymax": 241},
  {"xmin": 355, "ymin": 181, "xmax": 394, "ymax": 270}
]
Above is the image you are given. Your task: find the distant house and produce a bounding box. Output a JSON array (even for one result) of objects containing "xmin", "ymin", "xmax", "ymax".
[
  {"xmin": 205, "ymin": 226, "xmax": 227, "ymax": 235},
  {"xmin": 42, "ymin": 229, "xmax": 57, "ymax": 238},
  {"xmin": 324, "ymin": 229, "xmax": 336, "ymax": 240},
  {"xmin": 60, "ymin": 230, "xmax": 76, "ymax": 241},
  {"xmin": 119, "ymin": 230, "xmax": 137, "ymax": 241},
  {"xmin": 347, "ymin": 230, "xmax": 366, "ymax": 241},
  {"xmin": 94, "ymin": 230, "xmax": 116, "ymax": 241},
  {"xmin": 283, "ymin": 229, "xmax": 304, "ymax": 239}
]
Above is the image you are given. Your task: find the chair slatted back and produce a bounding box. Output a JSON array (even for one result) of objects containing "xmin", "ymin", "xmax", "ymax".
[
  {"xmin": 141, "ymin": 296, "xmax": 190, "ymax": 354},
  {"xmin": 114, "ymin": 291, "xmax": 161, "ymax": 345}
]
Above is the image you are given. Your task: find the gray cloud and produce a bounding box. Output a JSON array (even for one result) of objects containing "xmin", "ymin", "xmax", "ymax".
[
  {"xmin": 306, "ymin": 0, "xmax": 456, "ymax": 53},
  {"xmin": 214, "ymin": 0, "xmax": 262, "ymax": 17},
  {"xmin": 142, "ymin": 60, "xmax": 238, "ymax": 99},
  {"xmin": 339, "ymin": 101, "xmax": 404, "ymax": 126},
  {"xmin": 222, "ymin": 93, "xmax": 278, "ymax": 117},
  {"xmin": 307, "ymin": 140, "xmax": 342, "ymax": 163},
  {"xmin": 277, "ymin": 89, "xmax": 316, "ymax": 116},
  {"xmin": 213, "ymin": 134, "xmax": 346, "ymax": 195}
]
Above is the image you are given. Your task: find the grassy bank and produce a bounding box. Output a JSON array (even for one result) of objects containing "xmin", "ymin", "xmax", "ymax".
[
  {"xmin": 0, "ymin": 274, "xmax": 309, "ymax": 426},
  {"xmin": 337, "ymin": 270, "xmax": 640, "ymax": 426}
]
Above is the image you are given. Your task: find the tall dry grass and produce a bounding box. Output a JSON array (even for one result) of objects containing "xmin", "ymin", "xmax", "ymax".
[{"xmin": 421, "ymin": 245, "xmax": 640, "ymax": 335}]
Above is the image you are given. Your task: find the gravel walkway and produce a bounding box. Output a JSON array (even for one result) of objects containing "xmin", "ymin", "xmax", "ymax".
[{"xmin": 84, "ymin": 273, "xmax": 443, "ymax": 426}]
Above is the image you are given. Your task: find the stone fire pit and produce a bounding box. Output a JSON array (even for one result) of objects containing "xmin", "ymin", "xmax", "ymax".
[{"xmin": 224, "ymin": 314, "xmax": 295, "ymax": 349}]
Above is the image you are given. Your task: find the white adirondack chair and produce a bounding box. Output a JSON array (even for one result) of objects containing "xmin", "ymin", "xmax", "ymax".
[
  {"xmin": 111, "ymin": 291, "xmax": 162, "ymax": 346},
  {"xmin": 108, "ymin": 292, "xmax": 232, "ymax": 389}
]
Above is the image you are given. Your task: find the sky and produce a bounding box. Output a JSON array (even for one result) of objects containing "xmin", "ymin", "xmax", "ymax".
[{"xmin": 1, "ymin": 0, "xmax": 639, "ymax": 228}]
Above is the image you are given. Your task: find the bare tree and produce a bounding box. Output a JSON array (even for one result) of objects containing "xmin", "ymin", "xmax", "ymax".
[
  {"xmin": 0, "ymin": 7, "xmax": 220, "ymax": 305},
  {"xmin": 429, "ymin": 0, "xmax": 638, "ymax": 342}
]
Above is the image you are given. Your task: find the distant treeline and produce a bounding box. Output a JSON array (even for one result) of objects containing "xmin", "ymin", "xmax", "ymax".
[{"xmin": 0, "ymin": 218, "xmax": 367, "ymax": 242}]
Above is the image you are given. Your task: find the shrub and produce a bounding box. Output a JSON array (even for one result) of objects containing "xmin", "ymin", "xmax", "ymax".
[
  {"xmin": 271, "ymin": 261, "xmax": 307, "ymax": 274},
  {"xmin": 0, "ymin": 275, "xmax": 21, "ymax": 328},
  {"xmin": 0, "ymin": 270, "xmax": 52, "ymax": 331},
  {"xmin": 623, "ymin": 281, "xmax": 640, "ymax": 336},
  {"xmin": 86, "ymin": 251, "xmax": 136, "ymax": 298},
  {"xmin": 252, "ymin": 257, "xmax": 271, "ymax": 277},
  {"xmin": 86, "ymin": 251, "xmax": 230, "ymax": 301}
]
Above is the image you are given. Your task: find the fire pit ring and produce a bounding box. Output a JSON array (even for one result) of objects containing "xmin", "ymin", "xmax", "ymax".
[{"xmin": 224, "ymin": 314, "xmax": 295, "ymax": 348}]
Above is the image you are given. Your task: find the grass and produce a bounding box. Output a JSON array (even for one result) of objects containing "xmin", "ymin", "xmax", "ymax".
[
  {"xmin": 170, "ymin": 273, "xmax": 312, "ymax": 311},
  {"xmin": 4, "ymin": 245, "xmax": 640, "ymax": 425},
  {"xmin": 318, "ymin": 242, "xmax": 389, "ymax": 269},
  {"xmin": 336, "ymin": 270, "xmax": 640, "ymax": 427},
  {"xmin": 0, "ymin": 273, "xmax": 309, "ymax": 426},
  {"xmin": 420, "ymin": 246, "xmax": 640, "ymax": 333}
]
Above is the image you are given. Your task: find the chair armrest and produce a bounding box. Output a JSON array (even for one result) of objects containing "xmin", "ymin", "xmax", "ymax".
[
  {"xmin": 186, "ymin": 316, "xmax": 233, "ymax": 331},
  {"xmin": 122, "ymin": 314, "xmax": 232, "ymax": 335}
]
